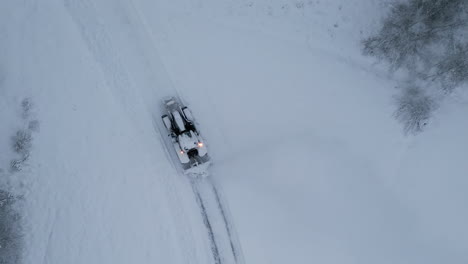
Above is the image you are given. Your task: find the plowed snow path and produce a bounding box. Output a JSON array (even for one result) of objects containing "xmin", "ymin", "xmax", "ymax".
[
  {"xmin": 192, "ymin": 179, "xmax": 246, "ymax": 264},
  {"xmin": 62, "ymin": 0, "xmax": 245, "ymax": 263}
]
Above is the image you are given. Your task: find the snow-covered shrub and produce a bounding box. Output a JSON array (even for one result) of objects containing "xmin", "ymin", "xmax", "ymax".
[
  {"xmin": 11, "ymin": 130, "xmax": 32, "ymax": 158},
  {"xmin": 21, "ymin": 98, "xmax": 32, "ymax": 119},
  {"xmin": 394, "ymin": 86, "xmax": 437, "ymax": 134},
  {"xmin": 9, "ymin": 98, "xmax": 39, "ymax": 172},
  {"xmin": 9, "ymin": 130, "xmax": 32, "ymax": 172},
  {"xmin": 0, "ymin": 190, "xmax": 22, "ymax": 264},
  {"xmin": 9, "ymin": 159, "xmax": 26, "ymax": 173}
]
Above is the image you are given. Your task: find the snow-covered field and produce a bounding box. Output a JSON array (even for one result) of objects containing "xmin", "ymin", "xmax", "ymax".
[{"xmin": 0, "ymin": 0, "xmax": 467, "ymax": 263}]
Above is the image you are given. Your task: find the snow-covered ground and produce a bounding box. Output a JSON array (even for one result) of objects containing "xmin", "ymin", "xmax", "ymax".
[{"xmin": 1, "ymin": 0, "xmax": 467, "ymax": 263}]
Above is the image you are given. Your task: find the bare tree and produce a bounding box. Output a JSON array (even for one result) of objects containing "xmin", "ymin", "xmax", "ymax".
[
  {"xmin": 433, "ymin": 43, "xmax": 468, "ymax": 91},
  {"xmin": 363, "ymin": 0, "xmax": 468, "ymax": 133},
  {"xmin": 364, "ymin": 0, "xmax": 467, "ymax": 69}
]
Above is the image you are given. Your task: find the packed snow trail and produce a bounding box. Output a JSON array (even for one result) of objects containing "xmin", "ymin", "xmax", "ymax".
[
  {"xmin": 193, "ymin": 184, "xmax": 222, "ymax": 264},
  {"xmin": 211, "ymin": 182, "xmax": 245, "ymax": 264},
  {"xmin": 191, "ymin": 178, "xmax": 245, "ymax": 264},
  {"xmin": 65, "ymin": 0, "xmax": 246, "ymax": 263}
]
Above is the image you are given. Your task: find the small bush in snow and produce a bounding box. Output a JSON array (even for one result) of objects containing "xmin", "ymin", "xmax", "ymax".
[
  {"xmin": 9, "ymin": 130, "xmax": 32, "ymax": 172},
  {"xmin": 9, "ymin": 98, "xmax": 39, "ymax": 172},
  {"xmin": 0, "ymin": 190, "xmax": 22, "ymax": 264},
  {"xmin": 11, "ymin": 130, "xmax": 32, "ymax": 158},
  {"xmin": 394, "ymin": 86, "xmax": 436, "ymax": 134},
  {"xmin": 21, "ymin": 98, "xmax": 33, "ymax": 119},
  {"xmin": 9, "ymin": 159, "xmax": 26, "ymax": 173}
]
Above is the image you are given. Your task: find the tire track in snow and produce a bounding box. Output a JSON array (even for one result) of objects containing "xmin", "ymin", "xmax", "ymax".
[
  {"xmin": 211, "ymin": 183, "xmax": 244, "ymax": 264},
  {"xmin": 192, "ymin": 183, "xmax": 222, "ymax": 264},
  {"xmin": 191, "ymin": 178, "xmax": 245, "ymax": 264},
  {"xmin": 61, "ymin": 0, "xmax": 141, "ymax": 122},
  {"xmin": 41, "ymin": 209, "xmax": 60, "ymax": 264}
]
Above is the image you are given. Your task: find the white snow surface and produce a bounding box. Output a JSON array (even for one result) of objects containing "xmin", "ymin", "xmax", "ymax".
[{"xmin": 0, "ymin": 0, "xmax": 467, "ymax": 264}]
